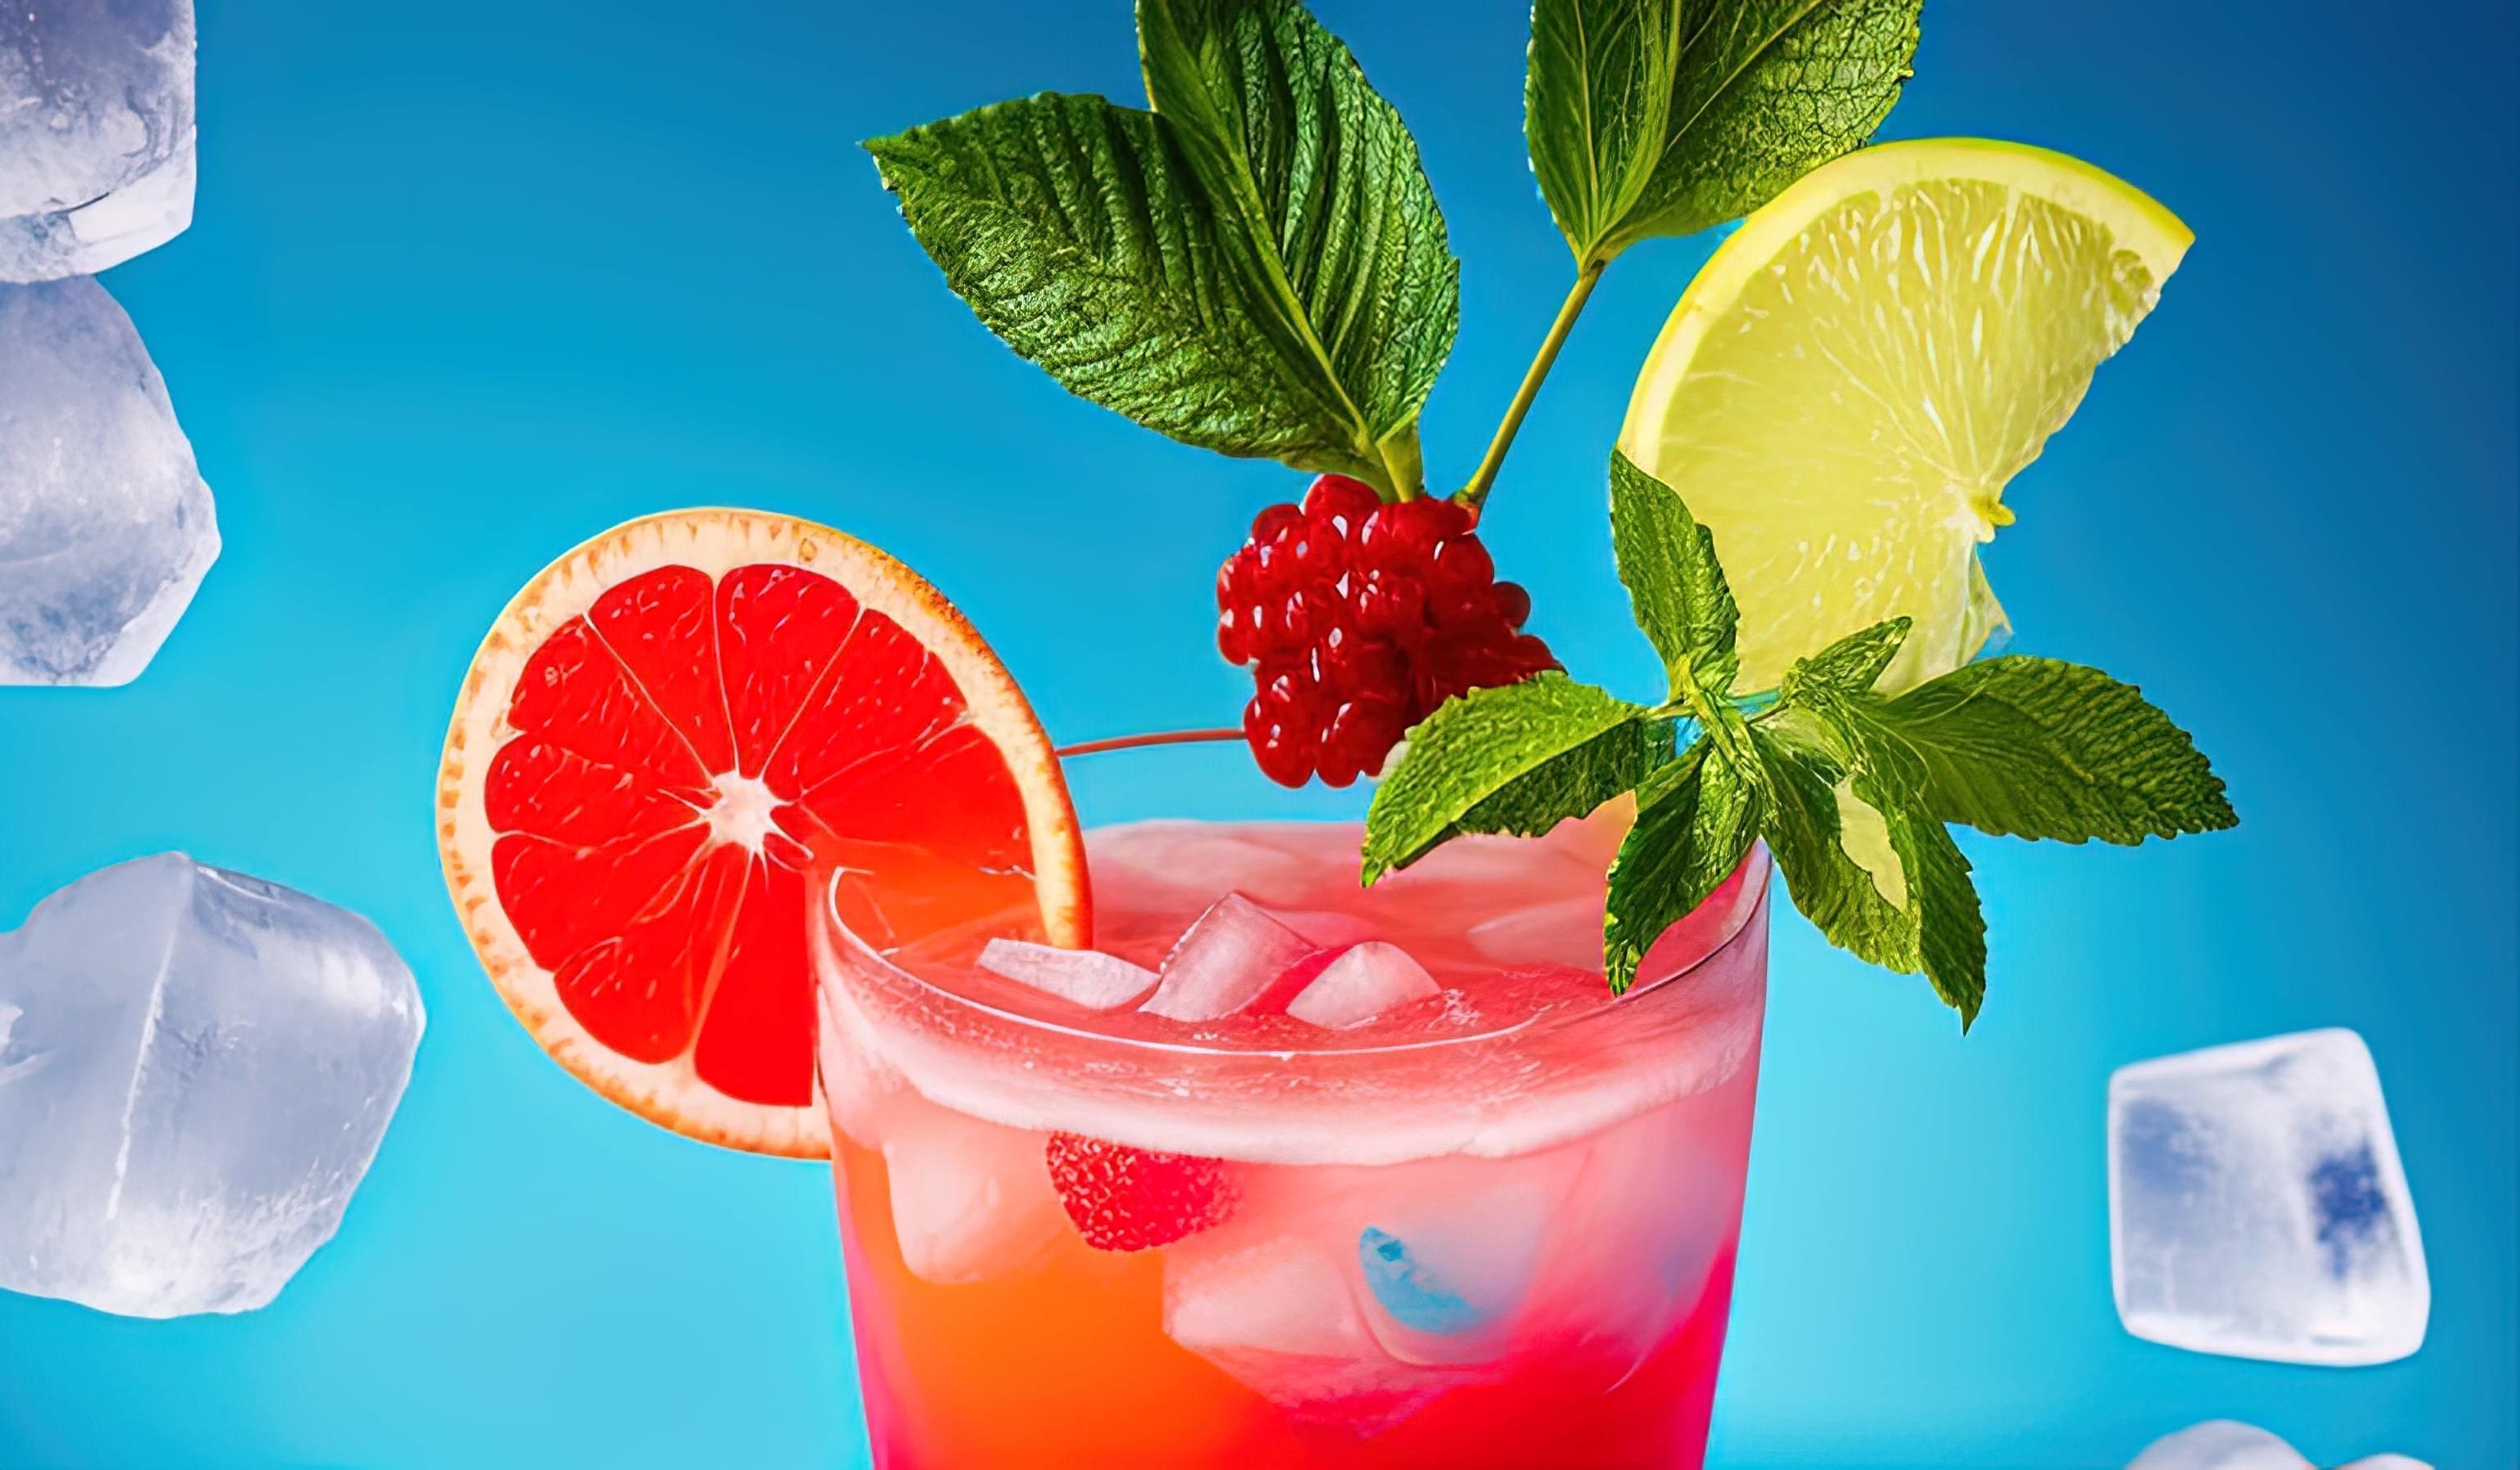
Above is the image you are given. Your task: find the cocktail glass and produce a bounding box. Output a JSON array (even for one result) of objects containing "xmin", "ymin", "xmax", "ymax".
[{"xmin": 810, "ymin": 762, "xmax": 1772, "ymax": 1468}]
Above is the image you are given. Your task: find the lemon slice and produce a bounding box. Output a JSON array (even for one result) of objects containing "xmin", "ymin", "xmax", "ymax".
[{"xmin": 1617, "ymin": 139, "xmax": 2190, "ymax": 694}]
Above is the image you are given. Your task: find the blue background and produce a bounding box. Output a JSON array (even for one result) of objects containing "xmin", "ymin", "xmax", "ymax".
[{"xmin": 2, "ymin": 0, "xmax": 2513, "ymax": 1464}]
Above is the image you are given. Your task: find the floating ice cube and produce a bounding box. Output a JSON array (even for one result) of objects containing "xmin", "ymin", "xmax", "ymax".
[
  {"xmin": 1287, "ymin": 942, "xmax": 1437, "ymax": 1030},
  {"xmin": 1139, "ymin": 894, "xmax": 1318, "ymax": 1022},
  {"xmin": 0, "ymin": 854, "xmax": 422, "ymax": 1317},
  {"xmin": 1, "ymin": 277, "xmax": 220, "ymax": 684},
  {"xmin": 2108, "ymin": 1029, "xmax": 2428, "ymax": 1365},
  {"xmin": 2124, "ymin": 1422, "xmax": 2431, "ymax": 1470},
  {"xmin": 979, "ymin": 938, "xmax": 1157, "ymax": 1011},
  {"xmin": 2126, "ymin": 1422, "xmax": 2312, "ymax": 1470},
  {"xmin": 1, "ymin": 1, "xmax": 196, "ymax": 281},
  {"xmin": 880, "ymin": 1109, "xmax": 1063, "ymax": 1285},
  {"xmin": 1163, "ymin": 1230, "xmax": 1445, "ymax": 1430}
]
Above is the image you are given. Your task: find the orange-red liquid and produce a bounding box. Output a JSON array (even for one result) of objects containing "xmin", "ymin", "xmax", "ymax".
[
  {"xmin": 832, "ymin": 1116, "xmax": 1746, "ymax": 1466},
  {"xmin": 815, "ymin": 820, "xmax": 1769, "ymax": 1467}
]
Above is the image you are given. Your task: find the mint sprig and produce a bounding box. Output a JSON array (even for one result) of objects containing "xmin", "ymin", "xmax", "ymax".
[
  {"xmin": 1526, "ymin": 0, "xmax": 1924, "ymax": 269},
  {"xmin": 867, "ymin": 0, "xmax": 1455, "ymax": 499},
  {"xmin": 1365, "ymin": 451, "xmax": 2237, "ymax": 1024},
  {"xmin": 864, "ymin": 0, "xmax": 2232, "ymax": 1028}
]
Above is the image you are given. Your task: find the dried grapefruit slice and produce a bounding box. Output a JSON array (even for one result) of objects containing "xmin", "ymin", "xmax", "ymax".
[{"xmin": 438, "ymin": 509, "xmax": 1085, "ymax": 1156}]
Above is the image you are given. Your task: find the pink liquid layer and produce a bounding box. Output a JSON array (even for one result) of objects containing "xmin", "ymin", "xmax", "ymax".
[{"xmin": 815, "ymin": 815, "xmax": 1771, "ymax": 1467}]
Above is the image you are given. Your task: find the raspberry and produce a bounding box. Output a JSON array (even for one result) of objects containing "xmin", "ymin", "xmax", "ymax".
[
  {"xmin": 1217, "ymin": 474, "xmax": 1554, "ymax": 787},
  {"xmin": 1043, "ymin": 1132, "xmax": 1239, "ymax": 1252}
]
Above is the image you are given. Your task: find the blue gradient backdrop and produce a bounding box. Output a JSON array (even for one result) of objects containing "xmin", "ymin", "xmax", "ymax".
[{"xmin": 2, "ymin": 1, "xmax": 2512, "ymax": 1464}]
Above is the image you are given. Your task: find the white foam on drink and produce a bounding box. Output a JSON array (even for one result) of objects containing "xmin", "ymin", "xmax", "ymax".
[
  {"xmin": 1089, "ymin": 821, "xmax": 1327, "ymax": 908},
  {"xmin": 811, "ymin": 841, "xmax": 1773, "ymax": 1167},
  {"xmin": 1465, "ymin": 896, "xmax": 1603, "ymax": 968}
]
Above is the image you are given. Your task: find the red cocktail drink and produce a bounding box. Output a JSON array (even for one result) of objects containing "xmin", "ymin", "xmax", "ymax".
[{"xmin": 814, "ymin": 815, "xmax": 1769, "ymax": 1467}]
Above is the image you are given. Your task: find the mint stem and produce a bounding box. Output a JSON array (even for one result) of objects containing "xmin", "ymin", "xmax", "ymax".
[{"xmin": 1458, "ymin": 260, "xmax": 1605, "ymax": 511}]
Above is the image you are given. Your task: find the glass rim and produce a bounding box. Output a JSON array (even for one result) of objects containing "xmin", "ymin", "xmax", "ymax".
[{"xmin": 812, "ymin": 833, "xmax": 1773, "ymax": 1064}]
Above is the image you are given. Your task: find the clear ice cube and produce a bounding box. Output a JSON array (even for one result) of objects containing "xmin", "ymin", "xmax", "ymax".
[
  {"xmin": 979, "ymin": 938, "xmax": 1157, "ymax": 1011},
  {"xmin": 880, "ymin": 1110, "xmax": 1063, "ymax": 1285},
  {"xmin": 2124, "ymin": 1421, "xmax": 2434, "ymax": 1470},
  {"xmin": 0, "ymin": 853, "xmax": 423, "ymax": 1317},
  {"xmin": 1168, "ymin": 1232, "xmax": 1370, "ymax": 1361},
  {"xmin": 1139, "ymin": 893, "xmax": 1318, "ymax": 1022},
  {"xmin": 1, "ymin": 1, "xmax": 196, "ymax": 281},
  {"xmin": 1162, "ymin": 1230, "xmax": 1446, "ymax": 1430},
  {"xmin": 1350, "ymin": 1153, "xmax": 1575, "ymax": 1366},
  {"xmin": 1, "ymin": 277, "xmax": 220, "ymax": 684},
  {"xmin": 1286, "ymin": 941, "xmax": 1438, "ymax": 1030},
  {"xmin": 2108, "ymin": 1029, "xmax": 2428, "ymax": 1365},
  {"xmin": 2126, "ymin": 1421, "xmax": 2313, "ymax": 1470}
]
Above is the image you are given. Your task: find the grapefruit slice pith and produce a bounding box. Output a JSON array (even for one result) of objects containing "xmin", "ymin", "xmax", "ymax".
[{"xmin": 439, "ymin": 509, "xmax": 1087, "ymax": 1157}]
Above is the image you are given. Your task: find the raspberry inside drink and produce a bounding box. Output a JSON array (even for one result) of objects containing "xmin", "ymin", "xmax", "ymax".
[{"xmin": 813, "ymin": 811, "xmax": 1771, "ymax": 1468}]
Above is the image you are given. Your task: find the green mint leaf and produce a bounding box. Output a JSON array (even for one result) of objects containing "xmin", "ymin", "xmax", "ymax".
[
  {"xmin": 1363, "ymin": 673, "xmax": 1656, "ymax": 885},
  {"xmin": 1751, "ymin": 717, "xmax": 1912, "ymax": 966},
  {"xmin": 1604, "ymin": 737, "xmax": 1764, "ymax": 993},
  {"xmin": 1612, "ymin": 0, "xmax": 1921, "ymax": 258},
  {"xmin": 1851, "ymin": 752, "xmax": 1988, "ymax": 1028},
  {"xmin": 1525, "ymin": 0, "xmax": 1682, "ymax": 264},
  {"xmin": 1783, "ymin": 617, "xmax": 1911, "ymax": 698},
  {"xmin": 867, "ymin": 95, "xmax": 1359, "ymax": 474},
  {"xmin": 1752, "ymin": 705, "xmax": 1987, "ymax": 1028},
  {"xmin": 1526, "ymin": 0, "xmax": 1923, "ymax": 264},
  {"xmin": 1609, "ymin": 449, "xmax": 1738, "ymax": 700},
  {"xmin": 1866, "ymin": 656, "xmax": 2239, "ymax": 844},
  {"xmin": 1137, "ymin": 0, "xmax": 1459, "ymax": 495}
]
